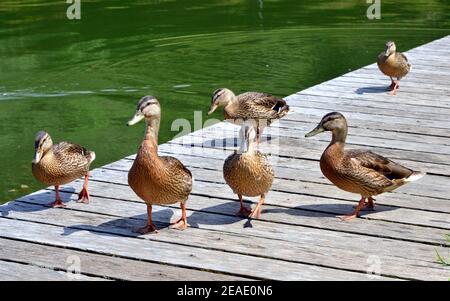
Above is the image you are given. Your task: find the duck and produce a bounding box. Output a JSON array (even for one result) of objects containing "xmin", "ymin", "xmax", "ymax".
[
  {"xmin": 127, "ymin": 96, "xmax": 193, "ymax": 234},
  {"xmin": 377, "ymin": 41, "xmax": 411, "ymax": 95},
  {"xmin": 305, "ymin": 112, "xmax": 425, "ymax": 221},
  {"xmin": 31, "ymin": 131, "xmax": 95, "ymax": 207},
  {"xmin": 223, "ymin": 122, "xmax": 274, "ymax": 218},
  {"xmin": 208, "ymin": 88, "xmax": 289, "ymax": 143}
]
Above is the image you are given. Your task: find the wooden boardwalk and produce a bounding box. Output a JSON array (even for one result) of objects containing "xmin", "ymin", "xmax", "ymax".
[{"xmin": 1, "ymin": 36, "xmax": 450, "ymax": 281}]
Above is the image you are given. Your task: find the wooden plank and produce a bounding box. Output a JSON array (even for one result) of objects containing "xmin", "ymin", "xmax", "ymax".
[
  {"xmin": 297, "ymin": 86, "xmax": 450, "ymax": 110},
  {"xmin": 155, "ymin": 142, "xmax": 450, "ymax": 194},
  {"xmin": 276, "ymin": 119, "xmax": 450, "ymax": 148},
  {"xmin": 288, "ymin": 94, "xmax": 450, "ymax": 121},
  {"xmin": 154, "ymin": 148, "xmax": 450, "ymax": 203},
  {"xmin": 328, "ymin": 75, "xmax": 450, "ymax": 93},
  {"xmin": 198, "ymin": 120, "xmax": 450, "ymax": 158},
  {"xmin": 345, "ymin": 71, "xmax": 450, "ymax": 85},
  {"xmin": 3, "ymin": 194, "xmax": 448, "ymax": 280},
  {"xmin": 172, "ymin": 128, "xmax": 450, "ymax": 175},
  {"xmin": 3, "ymin": 35, "xmax": 450, "ymax": 281},
  {"xmin": 0, "ymin": 217, "xmax": 384, "ymax": 281},
  {"xmin": 40, "ymin": 177, "xmax": 450, "ymax": 246},
  {"xmin": 0, "ymin": 238, "xmax": 245, "ymax": 281},
  {"xmin": 86, "ymin": 167, "xmax": 450, "ymax": 231},
  {"xmin": 105, "ymin": 154, "xmax": 450, "ymax": 212},
  {"xmin": 0, "ymin": 260, "xmax": 104, "ymax": 281}
]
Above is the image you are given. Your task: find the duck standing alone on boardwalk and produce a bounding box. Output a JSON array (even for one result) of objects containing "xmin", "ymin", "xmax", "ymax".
[
  {"xmin": 207, "ymin": 88, "xmax": 289, "ymax": 143},
  {"xmin": 127, "ymin": 96, "xmax": 193, "ymax": 234},
  {"xmin": 223, "ymin": 123, "xmax": 274, "ymax": 218},
  {"xmin": 305, "ymin": 112, "xmax": 425, "ymax": 220},
  {"xmin": 377, "ymin": 41, "xmax": 411, "ymax": 95},
  {"xmin": 31, "ymin": 131, "xmax": 95, "ymax": 207}
]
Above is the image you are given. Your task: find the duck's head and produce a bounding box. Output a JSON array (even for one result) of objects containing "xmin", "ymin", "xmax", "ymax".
[
  {"xmin": 384, "ymin": 41, "xmax": 396, "ymax": 57},
  {"xmin": 33, "ymin": 131, "xmax": 53, "ymax": 163},
  {"xmin": 239, "ymin": 123, "xmax": 257, "ymax": 153},
  {"xmin": 127, "ymin": 95, "xmax": 161, "ymax": 126},
  {"xmin": 305, "ymin": 112, "xmax": 347, "ymax": 138},
  {"xmin": 208, "ymin": 88, "xmax": 235, "ymax": 115}
]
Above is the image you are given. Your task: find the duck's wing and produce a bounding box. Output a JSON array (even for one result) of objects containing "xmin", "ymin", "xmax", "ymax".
[
  {"xmin": 160, "ymin": 156, "xmax": 193, "ymax": 180},
  {"xmin": 238, "ymin": 92, "xmax": 289, "ymax": 119},
  {"xmin": 347, "ymin": 150, "xmax": 413, "ymax": 181},
  {"xmin": 396, "ymin": 52, "xmax": 411, "ymax": 72},
  {"xmin": 52, "ymin": 142, "xmax": 94, "ymax": 169}
]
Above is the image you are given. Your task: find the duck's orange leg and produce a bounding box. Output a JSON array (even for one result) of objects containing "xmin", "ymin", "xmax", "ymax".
[
  {"xmin": 170, "ymin": 202, "xmax": 188, "ymax": 230},
  {"xmin": 135, "ymin": 205, "xmax": 158, "ymax": 234},
  {"xmin": 49, "ymin": 185, "xmax": 66, "ymax": 208},
  {"xmin": 388, "ymin": 77, "xmax": 396, "ymax": 90},
  {"xmin": 249, "ymin": 194, "xmax": 265, "ymax": 219},
  {"xmin": 236, "ymin": 194, "xmax": 252, "ymax": 217},
  {"xmin": 338, "ymin": 197, "xmax": 366, "ymax": 221},
  {"xmin": 389, "ymin": 80, "xmax": 399, "ymax": 95},
  {"xmin": 355, "ymin": 197, "xmax": 376, "ymax": 211},
  {"xmin": 77, "ymin": 172, "xmax": 90, "ymax": 204},
  {"xmin": 364, "ymin": 197, "xmax": 376, "ymax": 211}
]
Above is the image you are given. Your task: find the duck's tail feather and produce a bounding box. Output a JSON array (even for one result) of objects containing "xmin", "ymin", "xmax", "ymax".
[{"xmin": 405, "ymin": 171, "xmax": 425, "ymax": 183}]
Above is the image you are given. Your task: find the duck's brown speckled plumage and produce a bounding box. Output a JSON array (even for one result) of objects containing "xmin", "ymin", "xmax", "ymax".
[
  {"xmin": 128, "ymin": 140, "xmax": 192, "ymax": 206},
  {"xmin": 377, "ymin": 41, "xmax": 411, "ymax": 80},
  {"xmin": 225, "ymin": 92, "xmax": 289, "ymax": 122},
  {"xmin": 32, "ymin": 139, "xmax": 94, "ymax": 186},
  {"xmin": 223, "ymin": 151, "xmax": 274, "ymax": 197},
  {"xmin": 306, "ymin": 112, "xmax": 424, "ymax": 219},
  {"xmin": 222, "ymin": 125, "xmax": 274, "ymax": 218},
  {"xmin": 127, "ymin": 96, "xmax": 192, "ymax": 207},
  {"xmin": 377, "ymin": 52, "xmax": 411, "ymax": 80},
  {"xmin": 127, "ymin": 96, "xmax": 192, "ymax": 233},
  {"xmin": 209, "ymin": 88, "xmax": 289, "ymax": 130},
  {"xmin": 320, "ymin": 143, "xmax": 416, "ymax": 198}
]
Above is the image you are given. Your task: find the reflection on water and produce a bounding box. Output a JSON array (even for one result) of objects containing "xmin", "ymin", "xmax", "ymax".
[{"xmin": 0, "ymin": 0, "xmax": 449, "ymax": 203}]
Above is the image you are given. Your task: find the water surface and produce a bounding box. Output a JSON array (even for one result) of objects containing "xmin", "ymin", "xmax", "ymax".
[{"xmin": 1, "ymin": 0, "xmax": 449, "ymax": 203}]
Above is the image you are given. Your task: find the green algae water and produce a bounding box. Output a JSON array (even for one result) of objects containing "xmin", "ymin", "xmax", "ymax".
[{"xmin": 0, "ymin": 0, "xmax": 449, "ymax": 203}]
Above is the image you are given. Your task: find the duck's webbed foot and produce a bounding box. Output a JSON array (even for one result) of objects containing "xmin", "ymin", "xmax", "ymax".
[
  {"xmin": 236, "ymin": 194, "xmax": 252, "ymax": 217},
  {"xmin": 49, "ymin": 185, "xmax": 66, "ymax": 208},
  {"xmin": 77, "ymin": 188, "xmax": 90, "ymax": 204},
  {"xmin": 77, "ymin": 173, "xmax": 90, "ymax": 204},
  {"xmin": 49, "ymin": 199, "xmax": 66, "ymax": 208},
  {"xmin": 134, "ymin": 205, "xmax": 159, "ymax": 234},
  {"xmin": 170, "ymin": 202, "xmax": 188, "ymax": 230},
  {"xmin": 389, "ymin": 80, "xmax": 399, "ymax": 95},
  {"xmin": 338, "ymin": 197, "xmax": 366, "ymax": 221},
  {"xmin": 170, "ymin": 218, "xmax": 188, "ymax": 230},
  {"xmin": 135, "ymin": 224, "xmax": 159, "ymax": 234},
  {"xmin": 248, "ymin": 194, "xmax": 265, "ymax": 219}
]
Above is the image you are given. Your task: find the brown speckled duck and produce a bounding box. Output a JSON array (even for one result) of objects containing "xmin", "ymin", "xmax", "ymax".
[
  {"xmin": 377, "ymin": 41, "xmax": 411, "ymax": 95},
  {"xmin": 305, "ymin": 112, "xmax": 425, "ymax": 221},
  {"xmin": 32, "ymin": 131, "xmax": 95, "ymax": 207},
  {"xmin": 127, "ymin": 96, "xmax": 193, "ymax": 234},
  {"xmin": 223, "ymin": 123, "xmax": 274, "ymax": 218},
  {"xmin": 208, "ymin": 88, "xmax": 289, "ymax": 143}
]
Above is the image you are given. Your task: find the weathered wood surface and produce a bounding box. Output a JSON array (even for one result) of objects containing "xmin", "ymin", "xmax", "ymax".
[{"xmin": 1, "ymin": 36, "xmax": 449, "ymax": 281}]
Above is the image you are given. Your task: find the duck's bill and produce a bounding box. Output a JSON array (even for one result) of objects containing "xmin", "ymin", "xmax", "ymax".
[
  {"xmin": 207, "ymin": 104, "xmax": 218, "ymax": 115},
  {"xmin": 33, "ymin": 151, "xmax": 41, "ymax": 164},
  {"xmin": 305, "ymin": 126, "xmax": 325, "ymax": 138},
  {"xmin": 127, "ymin": 113, "xmax": 144, "ymax": 126}
]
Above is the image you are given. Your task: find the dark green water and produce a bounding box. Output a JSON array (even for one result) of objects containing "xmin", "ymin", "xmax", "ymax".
[{"xmin": 1, "ymin": 0, "xmax": 449, "ymax": 203}]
